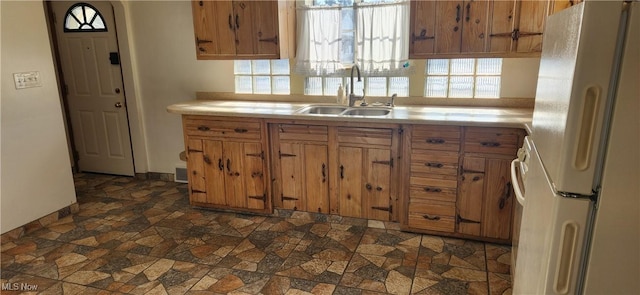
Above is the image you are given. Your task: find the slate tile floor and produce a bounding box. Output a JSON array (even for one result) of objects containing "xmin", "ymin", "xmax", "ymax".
[{"xmin": 1, "ymin": 173, "xmax": 512, "ymax": 294}]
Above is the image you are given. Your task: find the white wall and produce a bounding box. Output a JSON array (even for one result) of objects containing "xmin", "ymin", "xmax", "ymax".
[
  {"xmin": 124, "ymin": 1, "xmax": 540, "ymax": 174},
  {"xmin": 1, "ymin": 1, "xmax": 77, "ymax": 233}
]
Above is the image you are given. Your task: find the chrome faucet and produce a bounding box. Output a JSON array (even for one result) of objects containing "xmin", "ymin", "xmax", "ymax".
[
  {"xmin": 386, "ymin": 93, "xmax": 397, "ymax": 107},
  {"xmin": 348, "ymin": 64, "xmax": 366, "ymax": 107}
]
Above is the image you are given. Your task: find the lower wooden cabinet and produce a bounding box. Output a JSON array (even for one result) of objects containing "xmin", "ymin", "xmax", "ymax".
[
  {"xmin": 403, "ymin": 125, "xmax": 525, "ymax": 244},
  {"xmin": 183, "ymin": 116, "xmax": 270, "ymax": 213},
  {"xmin": 270, "ymin": 124, "xmax": 330, "ymax": 213}
]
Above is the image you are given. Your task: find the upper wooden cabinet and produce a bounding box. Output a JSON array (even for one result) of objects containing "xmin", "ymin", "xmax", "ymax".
[
  {"xmin": 191, "ymin": 0, "xmax": 295, "ymax": 60},
  {"xmin": 411, "ymin": 0, "xmax": 551, "ymax": 58},
  {"xmin": 549, "ymin": 0, "xmax": 583, "ymax": 14}
]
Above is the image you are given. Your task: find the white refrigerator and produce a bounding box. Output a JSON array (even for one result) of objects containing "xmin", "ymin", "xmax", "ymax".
[{"xmin": 513, "ymin": 1, "xmax": 639, "ymax": 294}]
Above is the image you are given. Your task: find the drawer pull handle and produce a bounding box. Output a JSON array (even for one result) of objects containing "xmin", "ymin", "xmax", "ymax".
[
  {"xmin": 424, "ymin": 187, "xmax": 442, "ymax": 193},
  {"xmin": 426, "ymin": 138, "xmax": 446, "ymax": 144},
  {"xmin": 197, "ymin": 125, "xmax": 210, "ymax": 131},
  {"xmin": 423, "ymin": 214, "xmax": 441, "ymax": 221},
  {"xmin": 218, "ymin": 158, "xmax": 224, "ymax": 171},
  {"xmin": 322, "ymin": 163, "xmax": 326, "ymax": 183},
  {"xmin": 480, "ymin": 141, "xmax": 501, "ymax": 147},
  {"xmin": 426, "ymin": 162, "xmax": 444, "ymax": 168},
  {"xmin": 234, "ymin": 128, "xmax": 248, "ymax": 133}
]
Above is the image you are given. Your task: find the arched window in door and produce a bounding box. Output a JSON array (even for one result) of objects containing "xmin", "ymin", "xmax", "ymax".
[{"xmin": 63, "ymin": 3, "xmax": 107, "ymax": 32}]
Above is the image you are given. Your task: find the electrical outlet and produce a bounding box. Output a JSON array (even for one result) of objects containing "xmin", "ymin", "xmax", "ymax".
[{"xmin": 13, "ymin": 71, "xmax": 42, "ymax": 89}]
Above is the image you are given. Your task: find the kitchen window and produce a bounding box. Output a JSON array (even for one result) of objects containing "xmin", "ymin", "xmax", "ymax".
[
  {"xmin": 424, "ymin": 58, "xmax": 502, "ymax": 98},
  {"xmin": 304, "ymin": 76, "xmax": 409, "ymax": 97},
  {"xmin": 295, "ymin": 0, "xmax": 409, "ymax": 76},
  {"xmin": 234, "ymin": 60, "xmax": 290, "ymax": 95}
]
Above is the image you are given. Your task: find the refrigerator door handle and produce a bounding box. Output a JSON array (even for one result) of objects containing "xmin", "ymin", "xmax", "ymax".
[
  {"xmin": 511, "ymin": 159, "xmax": 525, "ymax": 205},
  {"xmin": 574, "ymin": 86, "xmax": 601, "ymax": 171}
]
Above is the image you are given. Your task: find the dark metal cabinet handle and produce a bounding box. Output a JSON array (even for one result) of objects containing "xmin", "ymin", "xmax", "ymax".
[
  {"xmin": 197, "ymin": 125, "xmax": 210, "ymax": 131},
  {"xmin": 340, "ymin": 165, "xmax": 344, "ymax": 179},
  {"xmin": 466, "ymin": 3, "xmax": 471, "ymax": 22},
  {"xmin": 226, "ymin": 159, "xmax": 231, "ymax": 173},
  {"xmin": 499, "ymin": 182, "xmax": 513, "ymax": 209},
  {"xmin": 366, "ymin": 183, "xmax": 372, "ymax": 190},
  {"xmin": 228, "ymin": 14, "xmax": 233, "ymax": 29},
  {"xmin": 322, "ymin": 163, "xmax": 326, "ymax": 183},
  {"xmin": 423, "ymin": 214, "xmax": 441, "ymax": 221},
  {"xmin": 234, "ymin": 128, "xmax": 248, "ymax": 133},
  {"xmin": 235, "ymin": 14, "xmax": 239, "ymax": 29},
  {"xmin": 424, "ymin": 187, "xmax": 442, "ymax": 193},
  {"xmin": 426, "ymin": 138, "xmax": 446, "ymax": 144},
  {"xmin": 480, "ymin": 141, "xmax": 501, "ymax": 147},
  {"xmin": 218, "ymin": 158, "xmax": 224, "ymax": 171},
  {"xmin": 456, "ymin": 4, "xmax": 461, "ymax": 22},
  {"xmin": 412, "ymin": 29, "xmax": 435, "ymax": 44},
  {"xmin": 426, "ymin": 162, "xmax": 444, "ymax": 168}
]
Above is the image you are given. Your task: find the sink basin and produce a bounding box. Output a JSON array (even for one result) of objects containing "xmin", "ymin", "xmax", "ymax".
[
  {"xmin": 342, "ymin": 108, "xmax": 391, "ymax": 116},
  {"xmin": 298, "ymin": 105, "xmax": 348, "ymax": 115}
]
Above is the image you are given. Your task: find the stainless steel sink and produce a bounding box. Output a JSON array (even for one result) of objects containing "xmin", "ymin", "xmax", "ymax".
[
  {"xmin": 296, "ymin": 105, "xmax": 392, "ymax": 117},
  {"xmin": 342, "ymin": 108, "xmax": 391, "ymax": 117},
  {"xmin": 297, "ymin": 105, "xmax": 348, "ymax": 115}
]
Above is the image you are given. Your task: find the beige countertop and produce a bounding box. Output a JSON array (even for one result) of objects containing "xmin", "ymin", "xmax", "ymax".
[{"xmin": 167, "ymin": 100, "xmax": 533, "ymax": 133}]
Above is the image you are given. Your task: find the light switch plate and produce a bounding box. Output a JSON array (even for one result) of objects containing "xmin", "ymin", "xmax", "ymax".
[{"xmin": 13, "ymin": 71, "xmax": 42, "ymax": 89}]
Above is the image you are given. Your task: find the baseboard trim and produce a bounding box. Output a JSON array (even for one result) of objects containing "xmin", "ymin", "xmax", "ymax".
[{"xmin": 1, "ymin": 202, "xmax": 80, "ymax": 240}]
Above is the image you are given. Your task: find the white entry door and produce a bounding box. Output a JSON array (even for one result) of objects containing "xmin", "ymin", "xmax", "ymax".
[{"xmin": 51, "ymin": 1, "xmax": 134, "ymax": 176}]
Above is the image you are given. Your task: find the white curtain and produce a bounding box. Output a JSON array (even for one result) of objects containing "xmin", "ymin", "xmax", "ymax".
[
  {"xmin": 294, "ymin": 6, "xmax": 344, "ymax": 76},
  {"xmin": 295, "ymin": 0, "xmax": 410, "ymax": 77},
  {"xmin": 356, "ymin": 0, "xmax": 410, "ymax": 76}
]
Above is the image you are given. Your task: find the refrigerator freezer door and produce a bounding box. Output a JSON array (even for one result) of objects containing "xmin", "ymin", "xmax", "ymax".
[
  {"xmin": 514, "ymin": 142, "xmax": 590, "ymax": 295},
  {"xmin": 583, "ymin": 2, "xmax": 640, "ymax": 293},
  {"xmin": 531, "ymin": 1, "xmax": 623, "ymax": 195}
]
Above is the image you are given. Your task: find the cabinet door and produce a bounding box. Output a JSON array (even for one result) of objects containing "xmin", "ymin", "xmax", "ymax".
[
  {"xmin": 203, "ymin": 140, "xmax": 226, "ymax": 205},
  {"xmin": 243, "ymin": 142, "xmax": 266, "ymax": 210},
  {"xmin": 191, "ymin": 0, "xmax": 236, "ymax": 57},
  {"xmin": 487, "ymin": 0, "xmax": 516, "ymax": 53},
  {"xmin": 515, "ymin": 0, "xmax": 549, "ymax": 53},
  {"xmin": 224, "ymin": 141, "xmax": 246, "ymax": 208},
  {"xmin": 305, "ymin": 144, "xmax": 329, "ymax": 213},
  {"xmin": 482, "ymin": 158, "xmax": 513, "ymax": 240},
  {"xmin": 279, "ymin": 143, "xmax": 304, "ymax": 210},
  {"xmin": 233, "ymin": 1, "xmax": 256, "ymax": 55},
  {"xmin": 457, "ymin": 156, "xmax": 485, "ymax": 236},
  {"xmin": 409, "ymin": 0, "xmax": 437, "ymax": 57},
  {"xmin": 339, "ymin": 146, "xmax": 363, "ymax": 218},
  {"xmin": 187, "ymin": 139, "xmax": 207, "ymax": 203},
  {"xmin": 252, "ymin": 0, "xmax": 280, "ymax": 57},
  {"xmin": 365, "ymin": 148, "xmax": 393, "ymax": 221},
  {"xmin": 461, "ymin": 0, "xmax": 490, "ymax": 53},
  {"xmin": 435, "ymin": 0, "xmax": 464, "ymax": 53}
]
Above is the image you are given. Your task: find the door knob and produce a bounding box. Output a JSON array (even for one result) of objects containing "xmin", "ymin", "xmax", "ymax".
[
  {"xmin": 115, "ymin": 102, "xmax": 122, "ymax": 108},
  {"xmin": 115, "ymin": 88, "xmax": 121, "ymax": 94}
]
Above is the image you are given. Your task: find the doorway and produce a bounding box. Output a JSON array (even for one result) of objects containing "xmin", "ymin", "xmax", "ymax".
[{"xmin": 48, "ymin": 1, "xmax": 135, "ymax": 176}]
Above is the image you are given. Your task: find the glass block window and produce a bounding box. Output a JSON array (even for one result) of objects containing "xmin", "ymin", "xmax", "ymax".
[
  {"xmin": 425, "ymin": 58, "xmax": 502, "ymax": 98},
  {"xmin": 305, "ymin": 76, "xmax": 408, "ymax": 97},
  {"xmin": 64, "ymin": 3, "xmax": 107, "ymax": 32},
  {"xmin": 234, "ymin": 59, "xmax": 290, "ymax": 95}
]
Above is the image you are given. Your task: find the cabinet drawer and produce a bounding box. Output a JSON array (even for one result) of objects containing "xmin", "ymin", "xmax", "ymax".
[
  {"xmin": 278, "ymin": 124, "xmax": 328, "ymax": 142},
  {"xmin": 464, "ymin": 127, "xmax": 522, "ymax": 155},
  {"xmin": 338, "ymin": 127, "xmax": 393, "ymax": 146},
  {"xmin": 412, "ymin": 125, "xmax": 461, "ymax": 151},
  {"xmin": 184, "ymin": 118, "xmax": 262, "ymax": 139},
  {"xmin": 409, "ymin": 176, "xmax": 457, "ymax": 202},
  {"xmin": 408, "ymin": 200, "xmax": 455, "ymax": 232},
  {"xmin": 411, "ymin": 150, "xmax": 459, "ymax": 176}
]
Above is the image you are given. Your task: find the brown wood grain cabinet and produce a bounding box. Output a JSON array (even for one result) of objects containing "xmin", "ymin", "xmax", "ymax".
[
  {"xmin": 403, "ymin": 125, "xmax": 525, "ymax": 244},
  {"xmin": 183, "ymin": 116, "xmax": 271, "ymax": 213},
  {"xmin": 337, "ymin": 127, "xmax": 399, "ymax": 221},
  {"xmin": 270, "ymin": 124, "xmax": 330, "ymax": 214},
  {"xmin": 411, "ymin": 0, "xmax": 551, "ymax": 58},
  {"xmin": 191, "ymin": 0, "xmax": 295, "ymax": 60},
  {"xmin": 549, "ymin": 0, "xmax": 583, "ymax": 14}
]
